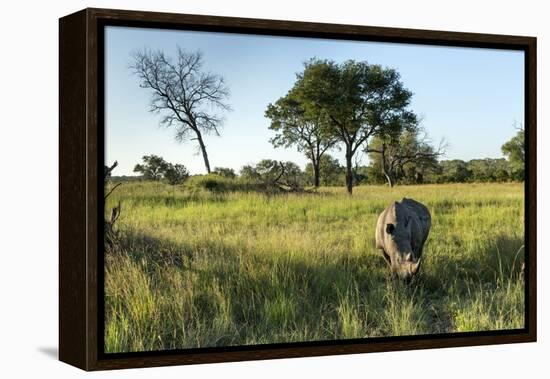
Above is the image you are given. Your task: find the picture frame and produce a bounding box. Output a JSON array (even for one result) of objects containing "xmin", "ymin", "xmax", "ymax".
[{"xmin": 59, "ymin": 7, "xmax": 537, "ymax": 371}]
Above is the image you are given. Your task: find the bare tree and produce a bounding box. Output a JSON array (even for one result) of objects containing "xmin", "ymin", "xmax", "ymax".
[
  {"xmin": 131, "ymin": 47, "xmax": 231, "ymax": 173},
  {"xmin": 104, "ymin": 160, "xmax": 122, "ymax": 200},
  {"xmin": 104, "ymin": 161, "xmax": 122, "ymax": 247},
  {"xmin": 240, "ymin": 160, "xmax": 305, "ymax": 192},
  {"xmin": 368, "ymin": 130, "xmax": 446, "ymax": 187}
]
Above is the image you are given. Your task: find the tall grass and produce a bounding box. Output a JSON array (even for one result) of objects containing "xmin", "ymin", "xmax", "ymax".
[{"xmin": 104, "ymin": 182, "xmax": 525, "ymax": 353}]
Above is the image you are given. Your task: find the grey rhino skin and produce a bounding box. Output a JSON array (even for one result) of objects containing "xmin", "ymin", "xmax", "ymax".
[{"xmin": 375, "ymin": 198, "xmax": 431, "ymax": 280}]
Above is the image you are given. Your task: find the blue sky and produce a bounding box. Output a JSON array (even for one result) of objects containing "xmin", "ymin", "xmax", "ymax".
[{"xmin": 105, "ymin": 26, "xmax": 524, "ymax": 176}]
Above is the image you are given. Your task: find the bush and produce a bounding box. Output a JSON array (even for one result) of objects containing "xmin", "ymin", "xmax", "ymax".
[
  {"xmin": 186, "ymin": 174, "xmax": 262, "ymax": 193},
  {"xmin": 212, "ymin": 167, "xmax": 237, "ymax": 178},
  {"xmin": 164, "ymin": 163, "xmax": 190, "ymax": 185}
]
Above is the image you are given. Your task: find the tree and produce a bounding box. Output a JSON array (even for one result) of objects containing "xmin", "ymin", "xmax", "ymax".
[
  {"xmin": 275, "ymin": 161, "xmax": 306, "ymax": 190},
  {"xmin": 467, "ymin": 158, "xmax": 511, "ymax": 182},
  {"xmin": 432, "ymin": 158, "xmax": 513, "ymax": 184},
  {"xmin": 104, "ymin": 161, "xmax": 122, "ymax": 246},
  {"xmin": 501, "ymin": 125, "xmax": 525, "ymax": 181},
  {"xmin": 367, "ymin": 129, "xmax": 444, "ymax": 187},
  {"xmin": 240, "ymin": 160, "xmax": 305, "ymax": 191},
  {"xmin": 294, "ymin": 59, "xmax": 417, "ymax": 194},
  {"xmin": 104, "ymin": 160, "xmax": 123, "ymax": 200},
  {"xmin": 266, "ymin": 89, "xmax": 337, "ymax": 187},
  {"xmin": 239, "ymin": 165, "xmax": 260, "ymax": 181},
  {"xmin": 212, "ymin": 167, "xmax": 236, "ymax": 178},
  {"xmin": 363, "ymin": 165, "xmax": 386, "ymax": 185},
  {"xmin": 437, "ymin": 160, "xmax": 471, "ymax": 183},
  {"xmin": 164, "ymin": 163, "xmax": 190, "ymax": 185},
  {"xmin": 133, "ymin": 155, "xmax": 168, "ymax": 181},
  {"xmin": 131, "ymin": 48, "xmax": 231, "ymax": 173},
  {"xmin": 305, "ymin": 154, "xmax": 344, "ymax": 186},
  {"xmin": 104, "ymin": 160, "xmax": 118, "ymax": 180}
]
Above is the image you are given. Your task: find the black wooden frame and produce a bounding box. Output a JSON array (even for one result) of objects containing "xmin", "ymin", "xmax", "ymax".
[{"xmin": 59, "ymin": 7, "xmax": 537, "ymax": 371}]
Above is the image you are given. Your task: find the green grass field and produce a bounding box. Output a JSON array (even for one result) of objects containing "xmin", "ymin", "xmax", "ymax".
[{"xmin": 104, "ymin": 181, "xmax": 525, "ymax": 353}]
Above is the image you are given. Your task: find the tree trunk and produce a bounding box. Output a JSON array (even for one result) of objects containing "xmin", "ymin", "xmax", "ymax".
[
  {"xmin": 194, "ymin": 129, "xmax": 211, "ymax": 173},
  {"xmin": 313, "ymin": 161, "xmax": 320, "ymax": 187},
  {"xmin": 345, "ymin": 150, "xmax": 353, "ymax": 195},
  {"xmin": 383, "ymin": 170, "xmax": 395, "ymax": 188},
  {"xmin": 380, "ymin": 144, "xmax": 394, "ymax": 188}
]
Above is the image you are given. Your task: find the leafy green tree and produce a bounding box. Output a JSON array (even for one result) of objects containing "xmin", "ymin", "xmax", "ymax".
[
  {"xmin": 305, "ymin": 154, "xmax": 345, "ymax": 186},
  {"xmin": 131, "ymin": 48, "xmax": 231, "ymax": 173},
  {"xmin": 239, "ymin": 165, "xmax": 260, "ymax": 181},
  {"xmin": 363, "ymin": 165, "xmax": 386, "ymax": 185},
  {"xmin": 164, "ymin": 163, "xmax": 190, "ymax": 185},
  {"xmin": 437, "ymin": 160, "xmax": 471, "ymax": 183},
  {"xmin": 266, "ymin": 89, "xmax": 337, "ymax": 187},
  {"xmin": 501, "ymin": 126, "xmax": 525, "ymax": 181},
  {"xmin": 433, "ymin": 158, "xmax": 512, "ymax": 184},
  {"xmin": 352, "ymin": 165, "xmax": 371, "ymax": 185},
  {"xmin": 467, "ymin": 159, "xmax": 489, "ymax": 182},
  {"xmin": 212, "ymin": 167, "xmax": 236, "ymax": 178},
  {"xmin": 293, "ymin": 59, "xmax": 417, "ymax": 194},
  {"xmin": 133, "ymin": 155, "xmax": 168, "ymax": 181},
  {"xmin": 467, "ymin": 158, "xmax": 510, "ymax": 182},
  {"xmin": 277, "ymin": 161, "xmax": 306, "ymax": 190}
]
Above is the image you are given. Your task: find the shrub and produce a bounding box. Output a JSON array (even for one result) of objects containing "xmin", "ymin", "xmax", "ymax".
[
  {"xmin": 212, "ymin": 167, "xmax": 237, "ymax": 179},
  {"xmin": 164, "ymin": 163, "xmax": 190, "ymax": 185}
]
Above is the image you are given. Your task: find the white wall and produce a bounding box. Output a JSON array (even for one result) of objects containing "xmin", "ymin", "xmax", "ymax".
[{"xmin": 0, "ymin": 0, "xmax": 546, "ymax": 377}]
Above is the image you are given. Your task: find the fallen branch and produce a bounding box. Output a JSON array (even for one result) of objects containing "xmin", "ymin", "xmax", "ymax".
[{"xmin": 104, "ymin": 183, "xmax": 122, "ymax": 201}]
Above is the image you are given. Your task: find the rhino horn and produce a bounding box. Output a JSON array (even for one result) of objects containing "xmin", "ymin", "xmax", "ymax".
[
  {"xmin": 411, "ymin": 258, "xmax": 421, "ymax": 274},
  {"xmin": 405, "ymin": 253, "xmax": 412, "ymax": 262}
]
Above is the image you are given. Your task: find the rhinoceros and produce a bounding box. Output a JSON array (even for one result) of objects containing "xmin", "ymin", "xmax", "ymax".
[{"xmin": 375, "ymin": 198, "xmax": 431, "ymax": 281}]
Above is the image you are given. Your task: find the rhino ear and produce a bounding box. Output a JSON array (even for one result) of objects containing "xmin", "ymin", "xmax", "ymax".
[{"xmin": 386, "ymin": 223, "xmax": 395, "ymax": 234}]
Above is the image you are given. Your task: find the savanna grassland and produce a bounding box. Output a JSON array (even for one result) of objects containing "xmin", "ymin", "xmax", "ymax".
[{"xmin": 104, "ymin": 181, "xmax": 525, "ymax": 353}]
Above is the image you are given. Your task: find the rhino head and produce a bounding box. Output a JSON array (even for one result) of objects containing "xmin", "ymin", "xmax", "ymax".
[{"xmin": 384, "ymin": 218, "xmax": 421, "ymax": 282}]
